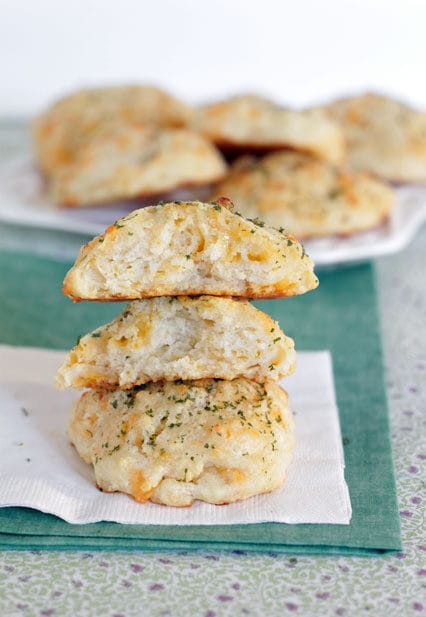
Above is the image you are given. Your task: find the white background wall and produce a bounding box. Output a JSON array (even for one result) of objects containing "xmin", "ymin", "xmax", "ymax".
[{"xmin": 1, "ymin": 0, "xmax": 426, "ymax": 115}]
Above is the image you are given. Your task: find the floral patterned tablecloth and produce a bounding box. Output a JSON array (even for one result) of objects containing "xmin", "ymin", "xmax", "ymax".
[{"xmin": 0, "ymin": 123, "xmax": 424, "ymax": 617}]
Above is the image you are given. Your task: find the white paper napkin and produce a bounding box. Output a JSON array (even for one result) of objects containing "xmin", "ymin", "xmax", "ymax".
[{"xmin": 0, "ymin": 345, "xmax": 352, "ymax": 526}]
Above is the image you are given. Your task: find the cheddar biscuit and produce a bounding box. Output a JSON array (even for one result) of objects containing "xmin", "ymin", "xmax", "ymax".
[
  {"xmin": 211, "ymin": 151, "xmax": 394, "ymax": 238},
  {"xmin": 49, "ymin": 125, "xmax": 227, "ymax": 206},
  {"xmin": 191, "ymin": 94, "xmax": 344, "ymax": 163},
  {"xmin": 62, "ymin": 199, "xmax": 318, "ymax": 301},
  {"xmin": 56, "ymin": 296, "xmax": 296, "ymax": 389},
  {"xmin": 320, "ymin": 92, "xmax": 426, "ymax": 182},
  {"xmin": 33, "ymin": 85, "xmax": 192, "ymax": 174},
  {"xmin": 68, "ymin": 378, "xmax": 295, "ymax": 506}
]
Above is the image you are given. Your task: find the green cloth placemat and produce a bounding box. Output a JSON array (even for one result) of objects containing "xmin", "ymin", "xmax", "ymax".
[{"xmin": 0, "ymin": 251, "xmax": 401, "ymax": 555}]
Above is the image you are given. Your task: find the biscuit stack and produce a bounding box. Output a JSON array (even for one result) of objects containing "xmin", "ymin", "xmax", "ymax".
[{"xmin": 57, "ymin": 198, "xmax": 318, "ymax": 506}]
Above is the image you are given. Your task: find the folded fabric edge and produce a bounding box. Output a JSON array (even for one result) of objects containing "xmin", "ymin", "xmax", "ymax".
[
  {"xmin": 0, "ymin": 534, "xmax": 402, "ymax": 555},
  {"xmin": 0, "ymin": 512, "xmax": 402, "ymax": 552}
]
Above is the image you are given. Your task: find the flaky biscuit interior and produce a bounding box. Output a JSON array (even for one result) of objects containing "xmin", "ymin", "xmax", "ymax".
[
  {"xmin": 56, "ymin": 296, "xmax": 296, "ymax": 389},
  {"xmin": 62, "ymin": 200, "xmax": 318, "ymax": 301}
]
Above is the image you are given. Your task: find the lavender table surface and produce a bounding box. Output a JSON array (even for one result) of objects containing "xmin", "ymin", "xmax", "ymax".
[{"xmin": 0, "ymin": 122, "xmax": 425, "ymax": 617}]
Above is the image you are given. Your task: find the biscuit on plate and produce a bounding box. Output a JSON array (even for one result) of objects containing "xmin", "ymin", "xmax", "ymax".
[
  {"xmin": 62, "ymin": 199, "xmax": 318, "ymax": 301},
  {"xmin": 56, "ymin": 296, "xmax": 295, "ymax": 389},
  {"xmin": 320, "ymin": 93, "xmax": 426, "ymax": 182},
  {"xmin": 68, "ymin": 378, "xmax": 295, "ymax": 506},
  {"xmin": 211, "ymin": 151, "xmax": 394, "ymax": 238},
  {"xmin": 191, "ymin": 94, "xmax": 344, "ymax": 163},
  {"xmin": 49, "ymin": 125, "xmax": 227, "ymax": 206},
  {"xmin": 33, "ymin": 85, "xmax": 193, "ymax": 174}
]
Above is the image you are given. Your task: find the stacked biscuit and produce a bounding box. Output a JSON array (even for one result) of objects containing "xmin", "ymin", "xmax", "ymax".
[{"xmin": 57, "ymin": 198, "xmax": 318, "ymax": 506}]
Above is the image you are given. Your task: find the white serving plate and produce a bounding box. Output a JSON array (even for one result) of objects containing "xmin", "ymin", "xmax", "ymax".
[{"xmin": 0, "ymin": 156, "xmax": 425, "ymax": 266}]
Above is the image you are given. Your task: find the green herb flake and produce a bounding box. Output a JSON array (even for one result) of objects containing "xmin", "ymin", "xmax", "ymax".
[
  {"xmin": 328, "ymin": 188, "xmax": 342, "ymax": 199},
  {"xmin": 125, "ymin": 394, "xmax": 136, "ymax": 409},
  {"xmin": 248, "ymin": 217, "xmax": 265, "ymax": 227}
]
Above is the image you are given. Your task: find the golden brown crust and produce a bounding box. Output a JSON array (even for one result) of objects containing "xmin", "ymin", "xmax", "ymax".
[
  {"xmin": 62, "ymin": 200, "xmax": 318, "ymax": 301},
  {"xmin": 211, "ymin": 151, "xmax": 394, "ymax": 238}
]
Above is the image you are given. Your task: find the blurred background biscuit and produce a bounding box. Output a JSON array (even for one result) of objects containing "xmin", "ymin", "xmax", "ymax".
[
  {"xmin": 49, "ymin": 125, "xmax": 227, "ymax": 206},
  {"xmin": 191, "ymin": 94, "xmax": 344, "ymax": 164},
  {"xmin": 32, "ymin": 85, "xmax": 193, "ymax": 175},
  {"xmin": 319, "ymin": 92, "xmax": 426, "ymax": 182},
  {"xmin": 211, "ymin": 151, "xmax": 394, "ymax": 238}
]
